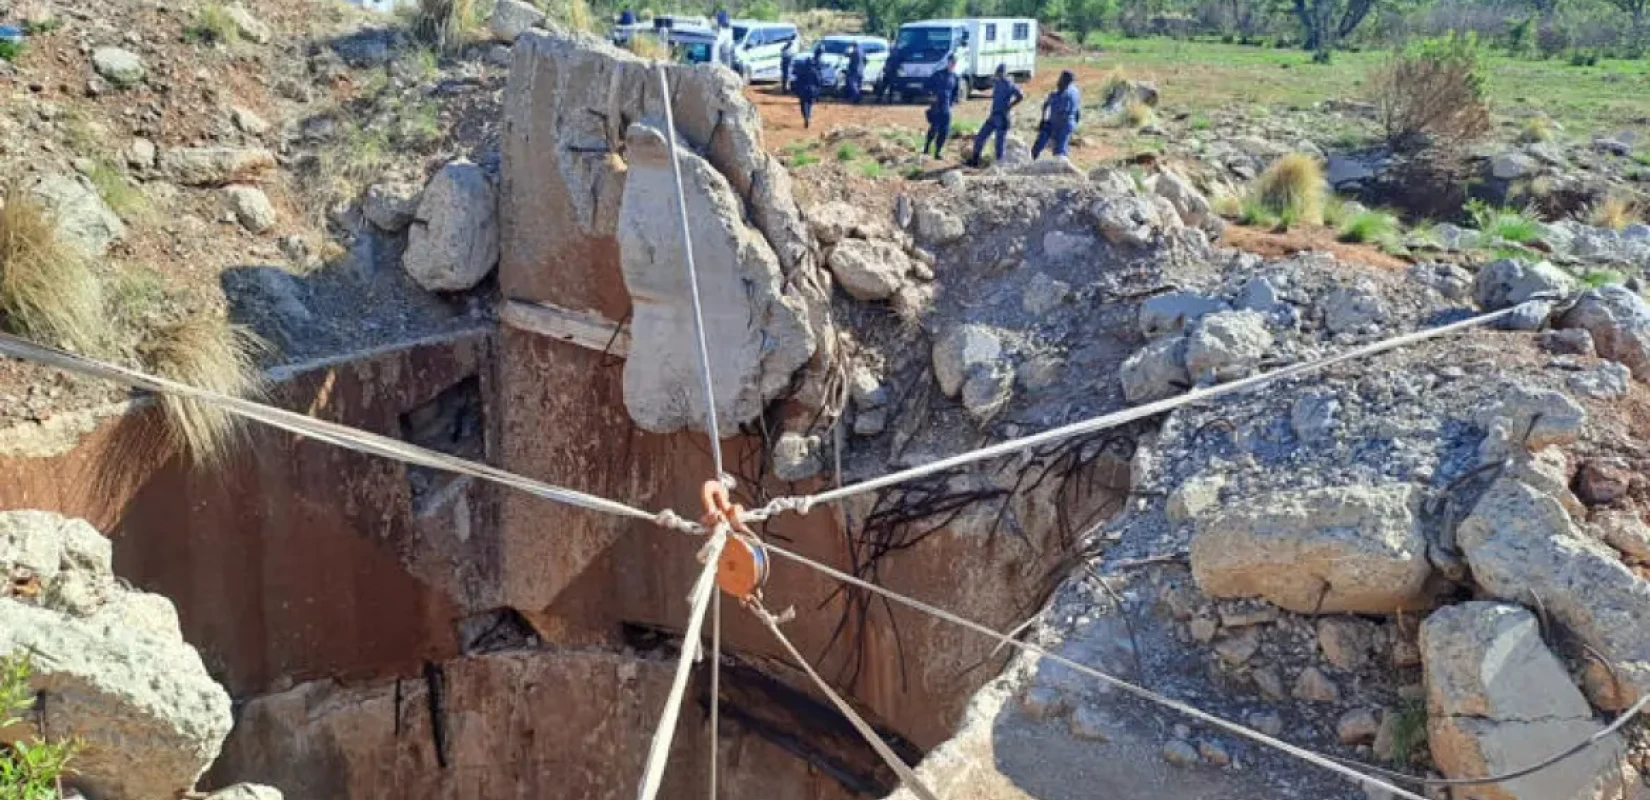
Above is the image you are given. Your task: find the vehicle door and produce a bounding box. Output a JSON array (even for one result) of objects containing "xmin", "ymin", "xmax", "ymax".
[{"xmin": 863, "ymin": 41, "xmax": 888, "ymax": 86}]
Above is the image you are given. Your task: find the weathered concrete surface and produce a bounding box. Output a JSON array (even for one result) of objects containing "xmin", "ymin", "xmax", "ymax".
[
  {"xmin": 1191, "ymin": 485, "xmax": 1432, "ymax": 614},
  {"xmin": 616, "ymin": 123, "xmax": 812, "ymax": 433},
  {"xmin": 1421, "ymin": 602, "xmax": 1622, "ymax": 800},
  {"xmin": 211, "ymin": 649, "xmax": 860, "ymax": 800},
  {"xmin": 0, "ymin": 331, "xmax": 492, "ymax": 696},
  {"xmin": 0, "ymin": 510, "xmax": 232, "ymax": 800}
]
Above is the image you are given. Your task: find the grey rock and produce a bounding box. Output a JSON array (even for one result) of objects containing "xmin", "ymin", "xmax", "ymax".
[
  {"xmin": 807, "ymin": 201, "xmax": 860, "ymax": 245},
  {"xmin": 1139, "ymin": 291, "xmax": 1227, "ymax": 339},
  {"xmin": 1011, "ymin": 157, "xmax": 1083, "ymax": 177},
  {"xmin": 1088, "ymin": 167, "xmax": 1137, "ymax": 197},
  {"xmin": 1184, "ymin": 310, "xmax": 1272, "ymax": 383},
  {"xmin": 1100, "ymin": 79, "xmax": 1159, "ymax": 114},
  {"xmin": 362, "ymin": 181, "xmax": 423, "ymax": 232},
  {"xmin": 1290, "ymin": 391, "xmax": 1340, "ymax": 444},
  {"xmin": 1252, "ymin": 667, "xmax": 1286, "ymax": 701},
  {"xmin": 224, "ymin": 4, "xmax": 272, "ymax": 43},
  {"xmin": 1213, "ymin": 627, "xmax": 1260, "ymax": 666},
  {"xmin": 1490, "ymin": 151, "xmax": 1538, "ymax": 181},
  {"xmin": 160, "ymin": 147, "xmax": 276, "ymax": 186},
  {"xmin": 853, "ymin": 407, "xmax": 887, "ymax": 437},
  {"xmin": 92, "ymin": 47, "xmax": 145, "ymax": 87},
  {"xmin": 1326, "ymin": 153, "xmax": 1377, "ymax": 188},
  {"xmin": 960, "ymin": 363, "xmax": 1014, "ymax": 421},
  {"xmin": 1420, "ymin": 602, "xmax": 1622, "ymax": 799},
  {"xmin": 205, "ymin": 785, "xmax": 283, "ymax": 800},
  {"xmin": 932, "ymin": 325, "xmax": 1003, "ymax": 398},
  {"xmin": 1568, "ymin": 361, "xmax": 1631, "ymax": 399},
  {"xmin": 1560, "ymin": 286, "xmax": 1650, "ymax": 380},
  {"xmin": 1042, "ymin": 229, "xmax": 1095, "ymax": 261},
  {"xmin": 1321, "ymin": 285, "xmax": 1387, "ymax": 334},
  {"xmin": 1407, "ymin": 262, "xmax": 1474, "ymax": 301},
  {"xmin": 1474, "ymin": 386, "xmax": 1585, "ymax": 453},
  {"xmin": 771, "ymin": 432, "xmax": 823, "ymax": 481},
  {"xmin": 1166, "ymin": 475, "xmax": 1224, "ymax": 524},
  {"xmin": 1292, "ymin": 667, "xmax": 1339, "ymax": 703},
  {"xmin": 1539, "ymin": 328, "xmax": 1594, "ymax": 356},
  {"xmin": 1473, "ymin": 259, "xmax": 1577, "ymax": 311},
  {"xmin": 1093, "ymin": 195, "xmax": 1163, "ymax": 248},
  {"xmin": 1501, "ymin": 299, "xmax": 1555, "ymax": 331},
  {"xmin": 26, "ymin": 173, "xmax": 126, "ymax": 257},
  {"xmin": 914, "ymin": 203, "xmax": 964, "ymax": 244},
  {"xmin": 405, "ymin": 159, "xmax": 499, "ymax": 293},
  {"xmin": 1595, "ymin": 508, "xmax": 1650, "ymax": 563},
  {"xmin": 1120, "ymin": 335, "xmax": 1189, "ymax": 404},
  {"xmin": 1235, "ymin": 275, "xmax": 1294, "ymax": 323},
  {"xmin": 1248, "ymin": 711, "xmax": 1283, "ymax": 736},
  {"xmin": 1068, "ymin": 705, "xmax": 1119, "ymax": 742},
  {"xmin": 0, "ymin": 511, "xmax": 232, "ymax": 800},
  {"xmin": 1154, "ymin": 169, "xmax": 1217, "ymax": 232},
  {"xmin": 1192, "ymin": 485, "xmax": 1431, "ymax": 614},
  {"xmin": 849, "ymin": 365, "xmax": 887, "ymax": 408},
  {"xmin": 827, "ymin": 238, "xmax": 910, "ymax": 301},
  {"xmin": 231, "ymin": 106, "xmax": 269, "ymax": 135},
  {"xmin": 1197, "ymin": 740, "xmax": 1231, "ymax": 767},
  {"xmin": 1317, "ymin": 616, "xmax": 1378, "ymax": 670},
  {"xmin": 1161, "ymin": 739, "xmax": 1200, "ymax": 767},
  {"xmin": 1021, "ymin": 272, "xmax": 1071, "ymax": 315},
  {"xmin": 490, "ymin": 0, "xmax": 546, "ymax": 42},
  {"xmin": 127, "ymin": 138, "xmax": 157, "ymax": 169},
  {"xmin": 1594, "ymin": 137, "xmax": 1632, "ymax": 157},
  {"xmin": 225, "ymin": 185, "xmax": 276, "ymax": 234},
  {"xmin": 1336, "ymin": 709, "xmax": 1380, "ymax": 745},
  {"xmin": 616, "ymin": 125, "xmax": 813, "ymax": 433}
]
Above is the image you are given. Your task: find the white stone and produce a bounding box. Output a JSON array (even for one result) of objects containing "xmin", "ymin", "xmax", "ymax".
[
  {"xmin": 1119, "ymin": 335, "xmax": 1189, "ymax": 404},
  {"xmin": 1093, "ymin": 195, "xmax": 1162, "ymax": 248},
  {"xmin": 1473, "ymin": 259, "xmax": 1577, "ymax": 311},
  {"xmin": 231, "ymin": 106, "xmax": 269, "ymax": 135},
  {"xmin": 26, "ymin": 173, "xmax": 126, "ymax": 257},
  {"xmin": 1139, "ymin": 291, "xmax": 1227, "ymax": 339},
  {"xmin": 932, "ymin": 325, "xmax": 1003, "ymax": 398},
  {"xmin": 404, "ymin": 159, "xmax": 500, "ymax": 292},
  {"xmin": 224, "ymin": 4, "xmax": 272, "ymax": 43},
  {"xmin": 1184, "ymin": 310, "xmax": 1272, "ymax": 382},
  {"xmin": 92, "ymin": 47, "xmax": 145, "ymax": 86},
  {"xmin": 489, "ymin": 0, "xmax": 546, "ymax": 42},
  {"xmin": 1561, "ymin": 286, "xmax": 1650, "ymax": 380},
  {"xmin": 826, "ymin": 238, "xmax": 910, "ymax": 301},
  {"xmin": 225, "ymin": 185, "xmax": 276, "ymax": 234}
]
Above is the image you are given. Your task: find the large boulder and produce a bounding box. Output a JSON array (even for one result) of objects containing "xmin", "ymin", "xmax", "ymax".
[
  {"xmin": 403, "ymin": 159, "xmax": 500, "ymax": 292},
  {"xmin": 1457, "ymin": 476, "xmax": 1650, "ymax": 709},
  {"xmin": 616, "ymin": 123, "xmax": 813, "ymax": 433},
  {"xmin": 91, "ymin": 47, "xmax": 145, "ymax": 86},
  {"xmin": 1099, "ymin": 79, "xmax": 1159, "ymax": 115},
  {"xmin": 826, "ymin": 238, "xmax": 910, "ymax": 301},
  {"xmin": 25, "ymin": 173, "xmax": 126, "ymax": 257},
  {"xmin": 1560, "ymin": 286, "xmax": 1650, "ymax": 380},
  {"xmin": 1093, "ymin": 195, "xmax": 1164, "ymax": 248},
  {"xmin": 225, "ymin": 185, "xmax": 277, "ymax": 234},
  {"xmin": 1184, "ymin": 310, "xmax": 1272, "ymax": 383},
  {"xmin": 933, "ymin": 325, "xmax": 1004, "ymax": 398},
  {"xmin": 1421, "ymin": 602, "xmax": 1622, "ymax": 800},
  {"xmin": 1139, "ymin": 291, "xmax": 1227, "ymax": 339},
  {"xmin": 490, "ymin": 0, "xmax": 545, "ymax": 41},
  {"xmin": 160, "ymin": 147, "xmax": 277, "ymax": 186},
  {"xmin": 1473, "ymin": 259, "xmax": 1577, "ymax": 311},
  {"xmin": 1153, "ymin": 170, "xmax": 1218, "ymax": 233},
  {"xmin": 1191, "ymin": 485, "xmax": 1433, "ymax": 614},
  {"xmin": 0, "ymin": 511, "xmax": 232, "ymax": 800}
]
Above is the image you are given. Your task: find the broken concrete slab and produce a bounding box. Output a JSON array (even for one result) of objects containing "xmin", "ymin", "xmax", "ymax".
[
  {"xmin": 1191, "ymin": 485, "xmax": 1432, "ymax": 614},
  {"xmin": 616, "ymin": 123, "xmax": 813, "ymax": 433}
]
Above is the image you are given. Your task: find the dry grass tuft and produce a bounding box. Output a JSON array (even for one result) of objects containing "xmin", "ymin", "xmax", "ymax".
[
  {"xmin": 137, "ymin": 314, "xmax": 265, "ymax": 465},
  {"xmin": 627, "ymin": 33, "xmax": 670, "ymax": 60},
  {"xmin": 0, "ymin": 190, "xmax": 109, "ymax": 353},
  {"xmin": 1250, "ymin": 153, "xmax": 1326, "ymax": 227},
  {"xmin": 406, "ymin": 0, "xmax": 481, "ymax": 53},
  {"xmin": 1588, "ymin": 194, "xmax": 1642, "ymax": 230},
  {"xmin": 1122, "ymin": 99, "xmax": 1155, "ymax": 129}
]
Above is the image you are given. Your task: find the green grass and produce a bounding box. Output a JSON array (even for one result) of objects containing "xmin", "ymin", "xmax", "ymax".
[
  {"xmin": 1466, "ymin": 199, "xmax": 1543, "ymax": 244},
  {"xmin": 396, "ymin": 100, "xmax": 443, "ymax": 148},
  {"xmin": 835, "ymin": 142, "xmax": 862, "ymax": 162},
  {"xmin": 184, "ymin": 2, "xmax": 239, "ymax": 45},
  {"xmin": 1582, "ymin": 268, "xmax": 1627, "ymax": 288},
  {"xmin": 1189, "ymin": 115, "xmax": 1212, "ymax": 131},
  {"xmin": 857, "ymin": 160, "xmax": 886, "ymax": 179},
  {"xmin": 21, "ymin": 17, "xmax": 62, "ymax": 35},
  {"xmin": 791, "ymin": 150, "xmax": 820, "ymax": 168},
  {"xmin": 951, "ymin": 119, "xmax": 980, "ymax": 138},
  {"xmin": 0, "ymin": 40, "xmax": 23, "ymax": 63},
  {"xmin": 88, "ymin": 161, "xmax": 149, "ymax": 220},
  {"xmin": 1237, "ymin": 197, "xmax": 1280, "ymax": 228},
  {"xmin": 1636, "ymin": 152, "xmax": 1650, "ymax": 168},
  {"xmin": 1049, "ymin": 36, "xmax": 1650, "ymax": 133},
  {"xmin": 1, "ymin": 653, "xmax": 79, "ymax": 797},
  {"xmin": 1387, "ymin": 700, "xmax": 1427, "ymax": 766},
  {"xmin": 1338, "ymin": 209, "xmax": 1400, "ymax": 244},
  {"xmin": 109, "ymin": 266, "xmax": 167, "ymax": 332}
]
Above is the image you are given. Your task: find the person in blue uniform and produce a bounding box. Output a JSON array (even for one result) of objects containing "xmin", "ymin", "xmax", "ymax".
[
  {"xmin": 794, "ymin": 46, "xmax": 823, "ymax": 129},
  {"xmin": 920, "ymin": 54, "xmax": 962, "ymax": 159},
  {"xmin": 876, "ymin": 46, "xmax": 905, "ymax": 103},
  {"xmin": 969, "ymin": 64, "xmax": 1023, "ymax": 167},
  {"xmin": 780, "ymin": 39, "xmax": 794, "ymax": 93},
  {"xmin": 843, "ymin": 42, "xmax": 865, "ymax": 104},
  {"xmin": 1032, "ymin": 70, "xmax": 1081, "ymax": 160}
]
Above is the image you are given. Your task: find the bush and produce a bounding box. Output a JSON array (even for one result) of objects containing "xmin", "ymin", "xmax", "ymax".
[
  {"xmin": 835, "ymin": 142, "xmax": 861, "ymax": 162},
  {"xmin": 1518, "ymin": 116, "xmax": 1554, "ymax": 144},
  {"xmin": 1338, "ymin": 209, "xmax": 1401, "ymax": 244},
  {"xmin": 627, "ymin": 34, "xmax": 670, "ymax": 60},
  {"xmin": 1367, "ymin": 33, "xmax": 1491, "ymax": 151},
  {"xmin": 136, "ymin": 314, "xmax": 264, "ymax": 464},
  {"xmin": 406, "ymin": 0, "xmax": 481, "ymax": 53},
  {"xmin": 2, "ymin": 653, "xmax": 79, "ymax": 797},
  {"xmin": 1582, "ymin": 268, "xmax": 1627, "ymax": 288},
  {"xmin": 857, "ymin": 160, "xmax": 886, "ymax": 179},
  {"xmin": 1588, "ymin": 194, "xmax": 1641, "ymax": 230},
  {"xmin": 790, "ymin": 150, "xmax": 819, "ymax": 167},
  {"xmin": 1466, "ymin": 198, "xmax": 1543, "ymax": 243},
  {"xmin": 184, "ymin": 3, "xmax": 239, "ymax": 45},
  {"xmin": 1122, "ymin": 99, "xmax": 1155, "ymax": 128},
  {"xmin": 742, "ymin": 0, "xmax": 782, "ymax": 21},
  {"xmin": 1249, "ymin": 153, "xmax": 1326, "ymax": 227},
  {"xmin": 0, "ymin": 189, "xmax": 110, "ymax": 354}
]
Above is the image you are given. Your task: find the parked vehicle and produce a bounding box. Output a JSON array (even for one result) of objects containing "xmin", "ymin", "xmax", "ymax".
[
  {"xmin": 790, "ymin": 34, "xmax": 889, "ymax": 93},
  {"xmin": 610, "ymin": 14, "xmax": 708, "ymax": 46},
  {"xmin": 670, "ymin": 19, "xmax": 798, "ymax": 82},
  {"xmin": 669, "ymin": 23, "xmax": 735, "ymax": 68},
  {"xmin": 888, "ymin": 18, "xmax": 1037, "ymax": 99}
]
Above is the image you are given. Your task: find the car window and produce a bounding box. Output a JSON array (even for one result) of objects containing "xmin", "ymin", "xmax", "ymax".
[
  {"xmin": 985, "ymin": 23, "xmax": 997, "ymax": 42},
  {"xmin": 1013, "ymin": 22, "xmax": 1030, "ymax": 40}
]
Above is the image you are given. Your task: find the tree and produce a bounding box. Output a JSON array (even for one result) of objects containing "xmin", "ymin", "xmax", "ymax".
[
  {"xmin": 1064, "ymin": 0, "xmax": 1116, "ymax": 46},
  {"xmin": 1290, "ymin": 0, "xmax": 1380, "ymax": 53},
  {"xmin": 1604, "ymin": 0, "xmax": 1647, "ymax": 51}
]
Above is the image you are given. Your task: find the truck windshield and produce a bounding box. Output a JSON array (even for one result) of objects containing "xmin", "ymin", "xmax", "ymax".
[
  {"xmin": 818, "ymin": 40, "xmax": 854, "ymax": 55},
  {"xmin": 895, "ymin": 27, "xmax": 954, "ymax": 62},
  {"xmin": 732, "ymin": 25, "xmax": 749, "ymax": 42}
]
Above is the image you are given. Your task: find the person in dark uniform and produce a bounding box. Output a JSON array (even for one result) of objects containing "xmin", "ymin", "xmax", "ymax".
[
  {"xmin": 877, "ymin": 46, "xmax": 905, "ymax": 103},
  {"xmin": 779, "ymin": 39, "xmax": 794, "ymax": 93},
  {"xmin": 1032, "ymin": 70, "xmax": 1082, "ymax": 160},
  {"xmin": 843, "ymin": 42, "xmax": 865, "ymax": 104},
  {"xmin": 921, "ymin": 54, "xmax": 962, "ymax": 159},
  {"xmin": 794, "ymin": 46, "xmax": 823, "ymax": 129},
  {"xmin": 969, "ymin": 63, "xmax": 1024, "ymax": 167}
]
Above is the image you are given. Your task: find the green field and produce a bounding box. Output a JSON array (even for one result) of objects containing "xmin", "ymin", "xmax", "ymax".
[{"xmin": 1048, "ymin": 35, "xmax": 1650, "ymax": 134}]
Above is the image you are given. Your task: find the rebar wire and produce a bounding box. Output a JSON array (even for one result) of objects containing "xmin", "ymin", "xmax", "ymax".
[
  {"xmin": 655, "ymin": 65, "xmax": 727, "ymax": 482},
  {"xmin": 637, "ymin": 527, "xmax": 728, "ymax": 800},
  {"xmin": 746, "ymin": 305, "xmax": 1520, "ymax": 520},
  {"xmin": 0, "ymin": 333, "xmax": 686, "ymax": 530},
  {"xmin": 754, "ymin": 538, "xmax": 1431, "ymax": 800},
  {"xmin": 751, "ymin": 601, "xmax": 942, "ymax": 800}
]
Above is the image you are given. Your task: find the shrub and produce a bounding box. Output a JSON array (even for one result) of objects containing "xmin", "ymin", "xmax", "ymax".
[
  {"xmin": 0, "ymin": 39, "xmax": 21, "ymax": 62},
  {"xmin": 1, "ymin": 653, "xmax": 79, "ymax": 798},
  {"xmin": 1367, "ymin": 33, "xmax": 1491, "ymax": 151},
  {"xmin": 1122, "ymin": 100, "xmax": 1155, "ymax": 128},
  {"xmin": 1582, "ymin": 268, "xmax": 1626, "ymax": 288},
  {"xmin": 538, "ymin": 0, "xmax": 595, "ymax": 32},
  {"xmin": 1249, "ymin": 153, "xmax": 1325, "ymax": 227},
  {"xmin": 136, "ymin": 314, "xmax": 264, "ymax": 464},
  {"xmin": 1519, "ymin": 116, "xmax": 1554, "ymax": 144},
  {"xmin": 1588, "ymin": 194, "xmax": 1641, "ymax": 230},
  {"xmin": 407, "ymin": 0, "xmax": 481, "ymax": 53},
  {"xmin": 790, "ymin": 150, "xmax": 819, "ymax": 168},
  {"xmin": 857, "ymin": 160, "xmax": 885, "ymax": 179},
  {"xmin": 835, "ymin": 142, "xmax": 861, "ymax": 162},
  {"xmin": 1338, "ymin": 209, "xmax": 1400, "ymax": 244},
  {"xmin": 1466, "ymin": 198, "xmax": 1543, "ymax": 243},
  {"xmin": 742, "ymin": 0, "xmax": 782, "ymax": 21},
  {"xmin": 184, "ymin": 2, "xmax": 239, "ymax": 45},
  {"xmin": 0, "ymin": 190, "xmax": 109, "ymax": 354},
  {"xmin": 627, "ymin": 34, "xmax": 670, "ymax": 60}
]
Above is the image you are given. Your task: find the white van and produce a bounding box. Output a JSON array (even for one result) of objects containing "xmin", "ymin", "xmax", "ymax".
[
  {"xmin": 890, "ymin": 18, "xmax": 1037, "ymax": 98},
  {"xmin": 791, "ymin": 34, "xmax": 890, "ymax": 93},
  {"xmin": 669, "ymin": 20, "xmax": 798, "ymax": 83}
]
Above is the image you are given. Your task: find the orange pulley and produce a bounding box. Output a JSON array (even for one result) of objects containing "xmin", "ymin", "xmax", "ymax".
[{"xmin": 700, "ymin": 480, "xmax": 769, "ymax": 600}]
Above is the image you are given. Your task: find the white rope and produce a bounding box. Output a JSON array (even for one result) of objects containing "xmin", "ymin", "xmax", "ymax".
[
  {"xmin": 751, "ymin": 601, "xmax": 942, "ymax": 800},
  {"xmin": 747, "ymin": 305, "xmax": 1519, "ymax": 518},
  {"xmin": 754, "ymin": 538, "xmax": 1430, "ymax": 800},
  {"xmin": 0, "ymin": 333, "xmax": 676, "ymax": 528},
  {"xmin": 656, "ymin": 64, "xmax": 727, "ymax": 481},
  {"xmin": 637, "ymin": 526, "xmax": 729, "ymax": 800},
  {"xmin": 709, "ymin": 590, "xmax": 721, "ymax": 800}
]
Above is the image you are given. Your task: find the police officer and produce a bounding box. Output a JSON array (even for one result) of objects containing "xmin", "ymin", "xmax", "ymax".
[
  {"xmin": 921, "ymin": 54, "xmax": 962, "ymax": 159},
  {"xmin": 877, "ymin": 46, "xmax": 905, "ymax": 103},
  {"xmin": 843, "ymin": 42, "xmax": 865, "ymax": 104},
  {"xmin": 780, "ymin": 39, "xmax": 795, "ymax": 94},
  {"xmin": 1032, "ymin": 70, "xmax": 1081, "ymax": 160},
  {"xmin": 794, "ymin": 45, "xmax": 823, "ymax": 129},
  {"xmin": 969, "ymin": 63, "xmax": 1023, "ymax": 167}
]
